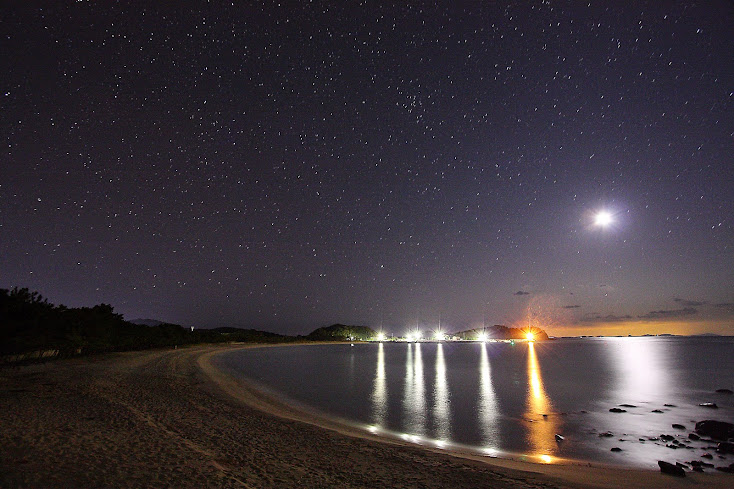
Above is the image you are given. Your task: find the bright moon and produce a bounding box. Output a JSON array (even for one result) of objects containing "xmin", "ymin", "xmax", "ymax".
[{"xmin": 594, "ymin": 211, "xmax": 613, "ymax": 227}]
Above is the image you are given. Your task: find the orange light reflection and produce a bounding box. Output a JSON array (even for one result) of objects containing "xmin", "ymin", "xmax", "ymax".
[{"xmin": 525, "ymin": 342, "xmax": 557, "ymax": 461}]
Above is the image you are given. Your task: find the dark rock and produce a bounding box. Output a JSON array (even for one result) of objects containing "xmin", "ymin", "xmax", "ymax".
[
  {"xmin": 652, "ymin": 409, "xmax": 664, "ymax": 413},
  {"xmin": 672, "ymin": 424, "xmax": 686, "ymax": 430},
  {"xmin": 658, "ymin": 460, "xmax": 686, "ymax": 477},
  {"xmin": 715, "ymin": 466, "xmax": 734, "ymax": 473},
  {"xmin": 648, "ymin": 437, "xmax": 659, "ymax": 441},
  {"xmin": 609, "ymin": 407, "xmax": 627, "ymax": 413},
  {"xmin": 717, "ymin": 441, "xmax": 734, "ymax": 454},
  {"xmin": 690, "ymin": 460, "xmax": 714, "ymax": 468},
  {"xmin": 667, "ymin": 444, "xmax": 679, "ymax": 449},
  {"xmin": 695, "ymin": 420, "xmax": 734, "ymax": 440},
  {"xmin": 619, "ymin": 404, "xmax": 637, "ymax": 408},
  {"xmin": 692, "ymin": 466, "xmax": 704, "ymax": 472},
  {"xmin": 715, "ymin": 388, "xmax": 733, "ymax": 394},
  {"xmin": 701, "ymin": 453, "xmax": 713, "ymax": 459},
  {"xmin": 676, "ymin": 462, "xmax": 689, "ymax": 469},
  {"xmin": 599, "ymin": 431, "xmax": 614, "ymax": 438},
  {"xmin": 664, "ymin": 403, "xmax": 676, "ymax": 407},
  {"xmin": 688, "ymin": 433, "xmax": 700, "ymax": 441},
  {"xmin": 639, "ymin": 438, "xmax": 646, "ymax": 442},
  {"xmin": 660, "ymin": 434, "xmax": 675, "ymax": 441},
  {"xmin": 699, "ymin": 402, "xmax": 718, "ymax": 409},
  {"xmin": 611, "ymin": 447, "xmax": 622, "ymax": 452}
]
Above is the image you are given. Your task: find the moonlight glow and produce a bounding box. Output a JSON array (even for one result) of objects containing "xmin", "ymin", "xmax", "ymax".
[{"xmin": 594, "ymin": 211, "xmax": 613, "ymax": 227}]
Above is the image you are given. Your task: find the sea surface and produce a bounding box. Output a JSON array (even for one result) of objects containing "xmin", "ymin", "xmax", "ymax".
[{"xmin": 215, "ymin": 336, "xmax": 734, "ymax": 469}]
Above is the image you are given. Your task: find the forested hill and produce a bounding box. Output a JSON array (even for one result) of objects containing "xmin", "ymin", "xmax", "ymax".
[
  {"xmin": 306, "ymin": 324, "xmax": 376, "ymax": 341},
  {"xmin": 454, "ymin": 324, "xmax": 550, "ymax": 341}
]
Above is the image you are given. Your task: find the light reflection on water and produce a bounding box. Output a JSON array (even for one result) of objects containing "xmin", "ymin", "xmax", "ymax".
[
  {"xmin": 403, "ymin": 343, "xmax": 426, "ymax": 434},
  {"xmin": 433, "ymin": 343, "xmax": 451, "ymax": 440},
  {"xmin": 370, "ymin": 342, "xmax": 387, "ymax": 426},
  {"xmin": 217, "ymin": 337, "xmax": 734, "ymax": 468},
  {"xmin": 478, "ymin": 343, "xmax": 499, "ymax": 447},
  {"xmin": 525, "ymin": 342, "xmax": 558, "ymax": 460},
  {"xmin": 607, "ymin": 336, "xmax": 673, "ymax": 404},
  {"xmin": 582, "ymin": 337, "xmax": 681, "ymax": 463}
]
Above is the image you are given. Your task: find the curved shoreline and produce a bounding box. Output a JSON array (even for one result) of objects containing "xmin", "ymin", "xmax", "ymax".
[
  {"xmin": 198, "ymin": 343, "xmax": 728, "ymax": 489},
  {"xmin": 1, "ymin": 344, "xmax": 728, "ymax": 488}
]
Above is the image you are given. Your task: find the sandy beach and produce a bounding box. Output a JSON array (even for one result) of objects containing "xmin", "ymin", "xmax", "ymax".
[{"xmin": 1, "ymin": 344, "xmax": 730, "ymax": 488}]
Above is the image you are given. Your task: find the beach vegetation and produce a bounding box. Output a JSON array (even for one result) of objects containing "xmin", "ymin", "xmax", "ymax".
[
  {"xmin": 454, "ymin": 325, "xmax": 550, "ymax": 341},
  {"xmin": 306, "ymin": 323, "xmax": 377, "ymax": 341},
  {"xmin": 0, "ymin": 287, "xmax": 294, "ymax": 364}
]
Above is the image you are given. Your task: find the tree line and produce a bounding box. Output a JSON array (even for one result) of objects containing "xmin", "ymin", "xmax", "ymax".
[{"xmin": 0, "ymin": 287, "xmax": 293, "ymax": 363}]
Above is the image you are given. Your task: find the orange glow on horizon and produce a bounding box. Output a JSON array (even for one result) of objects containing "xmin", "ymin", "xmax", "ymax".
[{"xmin": 549, "ymin": 318, "xmax": 734, "ymax": 338}]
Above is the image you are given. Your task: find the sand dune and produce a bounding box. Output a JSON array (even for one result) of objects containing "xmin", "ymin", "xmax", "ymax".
[{"xmin": 1, "ymin": 344, "xmax": 729, "ymax": 488}]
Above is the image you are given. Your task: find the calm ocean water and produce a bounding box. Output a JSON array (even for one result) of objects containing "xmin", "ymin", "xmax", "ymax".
[{"xmin": 215, "ymin": 337, "xmax": 734, "ymax": 469}]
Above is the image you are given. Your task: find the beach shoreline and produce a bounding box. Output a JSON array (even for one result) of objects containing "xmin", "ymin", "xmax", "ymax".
[{"xmin": 1, "ymin": 343, "xmax": 729, "ymax": 488}]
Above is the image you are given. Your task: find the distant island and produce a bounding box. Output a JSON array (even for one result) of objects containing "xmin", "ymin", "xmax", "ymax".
[
  {"xmin": 1, "ymin": 287, "xmax": 551, "ymax": 364},
  {"xmin": 308, "ymin": 323, "xmax": 550, "ymax": 342}
]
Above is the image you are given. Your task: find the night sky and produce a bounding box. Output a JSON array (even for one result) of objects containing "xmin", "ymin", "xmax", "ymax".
[{"xmin": 2, "ymin": 2, "xmax": 733, "ymax": 337}]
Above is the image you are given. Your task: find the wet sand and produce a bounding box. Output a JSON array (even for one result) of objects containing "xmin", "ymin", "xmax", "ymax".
[{"xmin": 1, "ymin": 344, "xmax": 730, "ymax": 488}]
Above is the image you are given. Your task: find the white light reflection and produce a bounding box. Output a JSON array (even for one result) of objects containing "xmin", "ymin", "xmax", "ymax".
[
  {"xmin": 403, "ymin": 343, "xmax": 426, "ymax": 434},
  {"xmin": 479, "ymin": 342, "xmax": 499, "ymax": 447},
  {"xmin": 370, "ymin": 342, "xmax": 387, "ymax": 426},
  {"xmin": 400, "ymin": 433, "xmax": 423, "ymax": 444},
  {"xmin": 433, "ymin": 343, "xmax": 451, "ymax": 440},
  {"xmin": 608, "ymin": 337, "xmax": 672, "ymax": 404}
]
